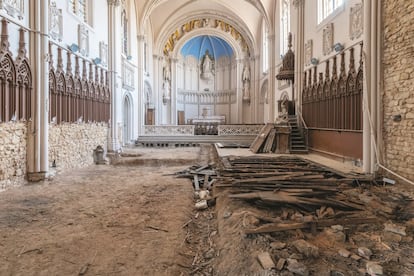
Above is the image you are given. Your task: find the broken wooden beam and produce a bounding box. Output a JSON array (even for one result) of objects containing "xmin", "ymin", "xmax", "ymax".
[{"xmin": 245, "ymin": 217, "xmax": 379, "ymax": 234}]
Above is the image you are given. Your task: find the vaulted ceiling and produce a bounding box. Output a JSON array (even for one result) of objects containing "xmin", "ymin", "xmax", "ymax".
[{"xmin": 134, "ymin": 0, "xmax": 276, "ymax": 56}]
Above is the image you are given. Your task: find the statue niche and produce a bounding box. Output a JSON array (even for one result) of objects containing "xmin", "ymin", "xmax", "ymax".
[{"xmin": 200, "ymin": 50, "xmax": 214, "ymax": 79}]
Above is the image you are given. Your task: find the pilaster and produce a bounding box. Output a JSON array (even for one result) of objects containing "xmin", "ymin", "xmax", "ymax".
[
  {"xmin": 107, "ymin": 0, "xmax": 121, "ymax": 152},
  {"xmin": 27, "ymin": 0, "xmax": 49, "ymax": 181}
]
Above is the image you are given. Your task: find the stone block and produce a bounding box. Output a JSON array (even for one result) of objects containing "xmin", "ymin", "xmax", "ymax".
[
  {"xmin": 257, "ymin": 252, "xmax": 275, "ymax": 270},
  {"xmin": 286, "ymin": 259, "xmax": 309, "ymax": 276},
  {"xmin": 292, "ymin": 239, "xmax": 319, "ymax": 258},
  {"xmin": 357, "ymin": 247, "xmax": 372, "ymax": 260},
  {"xmin": 276, "ymin": 258, "xmax": 286, "ymax": 271},
  {"xmin": 366, "ymin": 262, "xmax": 383, "ymax": 276}
]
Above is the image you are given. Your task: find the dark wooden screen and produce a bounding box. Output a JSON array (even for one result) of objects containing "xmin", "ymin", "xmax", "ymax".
[
  {"xmin": 0, "ymin": 20, "xmax": 32, "ymax": 123},
  {"xmin": 302, "ymin": 43, "xmax": 363, "ymax": 131},
  {"xmin": 48, "ymin": 43, "xmax": 110, "ymax": 124}
]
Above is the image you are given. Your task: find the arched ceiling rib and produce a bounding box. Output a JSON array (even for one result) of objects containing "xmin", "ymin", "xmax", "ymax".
[{"xmin": 135, "ymin": 0, "xmax": 275, "ymax": 50}]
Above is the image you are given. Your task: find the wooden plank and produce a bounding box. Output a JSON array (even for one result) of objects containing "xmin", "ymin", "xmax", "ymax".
[
  {"xmin": 263, "ymin": 129, "xmax": 276, "ymax": 153},
  {"xmin": 193, "ymin": 175, "xmax": 200, "ymax": 191},
  {"xmin": 249, "ymin": 123, "xmax": 274, "ymax": 153},
  {"xmin": 245, "ymin": 217, "xmax": 378, "ymax": 234}
]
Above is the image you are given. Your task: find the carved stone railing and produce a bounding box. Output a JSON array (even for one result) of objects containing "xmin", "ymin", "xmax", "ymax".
[
  {"xmin": 218, "ymin": 124, "xmax": 264, "ymax": 136},
  {"xmin": 143, "ymin": 125, "xmax": 195, "ymax": 136},
  {"xmin": 177, "ymin": 89, "xmax": 237, "ymax": 104}
]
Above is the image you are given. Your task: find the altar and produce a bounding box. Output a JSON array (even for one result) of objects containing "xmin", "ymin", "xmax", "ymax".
[{"xmin": 187, "ymin": 115, "xmax": 226, "ymax": 125}]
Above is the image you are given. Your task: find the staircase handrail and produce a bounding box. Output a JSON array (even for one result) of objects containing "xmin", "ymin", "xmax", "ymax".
[{"xmin": 296, "ymin": 110, "xmax": 309, "ymax": 149}]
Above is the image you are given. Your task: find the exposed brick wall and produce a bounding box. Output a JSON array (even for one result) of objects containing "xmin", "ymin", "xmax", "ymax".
[
  {"xmin": 49, "ymin": 123, "xmax": 108, "ymax": 171},
  {"xmin": 0, "ymin": 123, "xmax": 27, "ymax": 191},
  {"xmin": 382, "ymin": 1, "xmax": 414, "ymax": 182}
]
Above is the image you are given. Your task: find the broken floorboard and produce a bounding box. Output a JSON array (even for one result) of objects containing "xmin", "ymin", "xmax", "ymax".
[{"xmin": 245, "ymin": 217, "xmax": 379, "ymax": 234}]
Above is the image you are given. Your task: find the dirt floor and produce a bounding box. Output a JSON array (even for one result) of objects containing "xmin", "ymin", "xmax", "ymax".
[
  {"xmin": 0, "ymin": 146, "xmax": 212, "ymax": 276},
  {"xmin": 1, "ymin": 145, "xmax": 414, "ymax": 276}
]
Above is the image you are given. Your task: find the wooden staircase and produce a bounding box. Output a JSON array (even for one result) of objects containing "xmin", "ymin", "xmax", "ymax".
[{"xmin": 288, "ymin": 115, "xmax": 308, "ymax": 154}]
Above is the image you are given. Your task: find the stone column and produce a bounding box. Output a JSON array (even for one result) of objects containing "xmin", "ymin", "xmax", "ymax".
[
  {"xmin": 267, "ymin": 34, "xmax": 276, "ymax": 122},
  {"xmin": 170, "ymin": 58, "xmax": 179, "ymax": 124},
  {"xmin": 236, "ymin": 58, "xmax": 243, "ymax": 123},
  {"xmin": 362, "ymin": 0, "xmax": 381, "ymax": 174},
  {"xmin": 27, "ymin": 0, "xmax": 49, "ymax": 181},
  {"xmin": 293, "ymin": 0, "xmax": 305, "ymax": 114},
  {"xmin": 136, "ymin": 34, "xmax": 146, "ymax": 132},
  {"xmin": 107, "ymin": 0, "xmax": 121, "ymax": 152}
]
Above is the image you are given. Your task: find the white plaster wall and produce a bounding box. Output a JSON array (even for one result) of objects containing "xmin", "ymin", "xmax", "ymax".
[
  {"xmin": 0, "ymin": 0, "xmax": 30, "ymax": 59},
  {"xmin": 303, "ymin": 0, "xmax": 363, "ymax": 72}
]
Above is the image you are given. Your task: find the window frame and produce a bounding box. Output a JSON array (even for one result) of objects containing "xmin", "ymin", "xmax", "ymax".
[
  {"xmin": 317, "ymin": 0, "xmax": 345, "ymax": 26},
  {"xmin": 262, "ymin": 23, "xmax": 269, "ymax": 74},
  {"xmin": 68, "ymin": 0, "xmax": 91, "ymax": 25},
  {"xmin": 280, "ymin": 0, "xmax": 290, "ymax": 57}
]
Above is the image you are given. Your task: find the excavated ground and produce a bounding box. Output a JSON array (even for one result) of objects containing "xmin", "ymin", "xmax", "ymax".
[{"xmin": 0, "ymin": 145, "xmax": 413, "ymax": 276}]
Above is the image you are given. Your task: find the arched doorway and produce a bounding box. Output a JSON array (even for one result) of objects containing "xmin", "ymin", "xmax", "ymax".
[{"xmin": 123, "ymin": 94, "xmax": 133, "ymax": 145}]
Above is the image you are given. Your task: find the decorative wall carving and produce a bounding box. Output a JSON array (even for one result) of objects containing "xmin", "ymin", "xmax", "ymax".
[
  {"xmin": 322, "ymin": 23, "xmax": 333, "ymax": 56},
  {"xmin": 0, "ymin": 0, "xmax": 24, "ymax": 19},
  {"xmin": 49, "ymin": 43, "xmax": 110, "ymax": 124},
  {"xmin": 302, "ymin": 43, "xmax": 363, "ymax": 131},
  {"xmin": 49, "ymin": 1, "xmax": 62, "ymax": 41},
  {"xmin": 177, "ymin": 89, "xmax": 237, "ymax": 105},
  {"xmin": 350, "ymin": 3, "xmax": 363, "ymax": 40},
  {"xmin": 78, "ymin": 24, "xmax": 89, "ymax": 57},
  {"xmin": 304, "ymin": 39, "xmax": 312, "ymax": 66},
  {"xmin": 143, "ymin": 125, "xmax": 195, "ymax": 136},
  {"xmin": 163, "ymin": 18, "xmax": 249, "ymax": 57},
  {"xmin": 0, "ymin": 19, "xmax": 32, "ymax": 123},
  {"xmin": 99, "ymin": 41, "xmax": 108, "ymax": 67},
  {"xmin": 218, "ymin": 124, "xmax": 263, "ymax": 136},
  {"xmin": 122, "ymin": 58, "xmax": 134, "ymax": 90}
]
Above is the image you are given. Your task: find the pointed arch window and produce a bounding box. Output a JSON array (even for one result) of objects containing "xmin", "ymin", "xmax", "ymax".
[
  {"xmin": 318, "ymin": 0, "xmax": 344, "ymax": 24},
  {"xmin": 262, "ymin": 23, "xmax": 269, "ymax": 73},
  {"xmin": 280, "ymin": 0, "xmax": 290, "ymax": 57}
]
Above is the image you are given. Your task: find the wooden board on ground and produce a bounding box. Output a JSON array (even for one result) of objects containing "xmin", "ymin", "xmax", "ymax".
[
  {"xmin": 245, "ymin": 217, "xmax": 378, "ymax": 234},
  {"xmin": 250, "ymin": 123, "xmax": 274, "ymax": 153}
]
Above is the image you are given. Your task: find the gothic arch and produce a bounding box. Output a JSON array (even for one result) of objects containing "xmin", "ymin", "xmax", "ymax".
[
  {"xmin": 157, "ymin": 14, "xmax": 255, "ymax": 59},
  {"xmin": 0, "ymin": 53, "xmax": 16, "ymax": 122},
  {"xmin": 260, "ymin": 79, "xmax": 268, "ymax": 104},
  {"xmin": 123, "ymin": 92, "xmax": 134, "ymax": 144}
]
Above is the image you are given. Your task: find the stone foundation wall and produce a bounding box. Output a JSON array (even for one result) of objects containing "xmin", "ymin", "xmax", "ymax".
[
  {"xmin": 49, "ymin": 123, "xmax": 108, "ymax": 171},
  {"xmin": 0, "ymin": 122, "xmax": 27, "ymax": 191},
  {"xmin": 382, "ymin": 1, "xmax": 414, "ymax": 182}
]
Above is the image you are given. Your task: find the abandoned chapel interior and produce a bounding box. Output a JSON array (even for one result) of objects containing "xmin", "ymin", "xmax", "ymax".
[{"xmin": 0, "ymin": 0, "xmax": 414, "ymax": 275}]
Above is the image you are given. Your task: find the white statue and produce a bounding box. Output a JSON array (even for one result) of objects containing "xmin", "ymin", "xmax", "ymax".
[
  {"xmin": 242, "ymin": 64, "xmax": 251, "ymax": 102},
  {"xmin": 242, "ymin": 64, "xmax": 250, "ymax": 82},
  {"xmin": 201, "ymin": 50, "xmax": 214, "ymax": 77},
  {"xmin": 163, "ymin": 63, "xmax": 171, "ymax": 82}
]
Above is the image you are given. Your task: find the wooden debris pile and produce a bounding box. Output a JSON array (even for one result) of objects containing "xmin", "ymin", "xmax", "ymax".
[
  {"xmin": 174, "ymin": 163, "xmax": 217, "ymax": 191},
  {"xmin": 249, "ymin": 124, "xmax": 277, "ymax": 153},
  {"xmin": 216, "ymin": 156, "xmax": 377, "ymax": 234},
  {"xmin": 174, "ymin": 164, "xmax": 217, "ymax": 209}
]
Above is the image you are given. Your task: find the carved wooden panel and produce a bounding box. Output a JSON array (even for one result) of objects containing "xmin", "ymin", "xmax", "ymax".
[
  {"xmin": 302, "ymin": 44, "xmax": 363, "ymax": 131},
  {"xmin": 0, "ymin": 21, "xmax": 32, "ymax": 123},
  {"xmin": 48, "ymin": 43, "xmax": 110, "ymax": 124}
]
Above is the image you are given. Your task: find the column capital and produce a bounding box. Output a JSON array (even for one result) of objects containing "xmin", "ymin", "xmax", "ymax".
[
  {"xmin": 107, "ymin": 0, "xmax": 121, "ymax": 6},
  {"xmin": 153, "ymin": 54, "xmax": 164, "ymax": 61},
  {"xmin": 292, "ymin": 0, "xmax": 304, "ymax": 8},
  {"xmin": 137, "ymin": 34, "xmax": 145, "ymax": 41}
]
